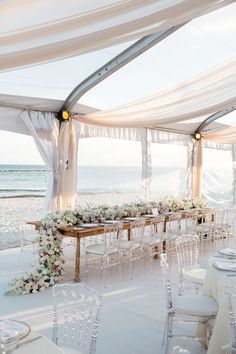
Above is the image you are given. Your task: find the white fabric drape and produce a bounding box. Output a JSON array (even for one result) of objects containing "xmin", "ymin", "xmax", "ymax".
[
  {"xmin": 20, "ymin": 111, "xmax": 59, "ymax": 210},
  {"xmin": 149, "ymin": 129, "xmax": 192, "ymax": 145},
  {"xmin": 231, "ymin": 144, "xmax": 236, "ymax": 205},
  {"xmin": 77, "ymin": 121, "xmax": 192, "ymax": 145},
  {"xmin": 192, "ymin": 140, "xmax": 203, "ymax": 197},
  {"xmin": 141, "ymin": 129, "xmax": 152, "ymax": 201},
  {"xmin": 74, "ymin": 58, "xmax": 236, "ymax": 128},
  {"xmin": 78, "ymin": 121, "xmax": 143, "ymax": 141},
  {"xmin": 202, "ymin": 140, "xmax": 232, "ymax": 151},
  {"xmin": 58, "ymin": 119, "xmax": 79, "ymax": 210},
  {"xmin": 0, "ymin": 0, "xmax": 233, "ymax": 71},
  {"xmin": 20, "ymin": 112, "xmax": 79, "ymax": 211},
  {"xmin": 204, "ymin": 124, "xmax": 236, "ymax": 144},
  {"xmin": 76, "ymin": 122, "xmax": 192, "ymax": 200},
  {"xmin": 187, "ymin": 142, "xmax": 194, "ymax": 197}
]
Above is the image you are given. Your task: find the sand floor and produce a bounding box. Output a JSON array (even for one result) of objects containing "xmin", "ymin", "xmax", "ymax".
[{"xmin": 0, "ymin": 197, "xmax": 45, "ymax": 250}]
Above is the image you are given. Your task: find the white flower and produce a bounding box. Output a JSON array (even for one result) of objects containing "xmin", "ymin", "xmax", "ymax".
[{"xmin": 6, "ymin": 197, "xmax": 207, "ymax": 296}]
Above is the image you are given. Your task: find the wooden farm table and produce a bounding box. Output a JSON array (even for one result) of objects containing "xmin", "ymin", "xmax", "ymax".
[{"xmin": 27, "ymin": 210, "xmax": 202, "ymax": 282}]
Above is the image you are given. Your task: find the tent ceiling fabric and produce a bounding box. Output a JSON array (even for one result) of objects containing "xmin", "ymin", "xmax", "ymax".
[
  {"xmin": 0, "ymin": 94, "xmax": 98, "ymax": 114},
  {"xmin": 204, "ymin": 125, "xmax": 236, "ymax": 143},
  {"xmin": 0, "ymin": 0, "xmax": 234, "ymax": 71},
  {"xmin": 0, "ymin": 94, "xmax": 98, "ymax": 136},
  {"xmin": 74, "ymin": 58, "xmax": 236, "ymax": 130},
  {"xmin": 152, "ymin": 121, "xmax": 230, "ymax": 135}
]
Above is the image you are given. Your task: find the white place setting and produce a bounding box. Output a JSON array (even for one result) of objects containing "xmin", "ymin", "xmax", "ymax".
[
  {"xmin": 0, "ymin": 320, "xmax": 62, "ymax": 354},
  {"xmin": 201, "ymin": 248, "xmax": 236, "ymax": 354}
]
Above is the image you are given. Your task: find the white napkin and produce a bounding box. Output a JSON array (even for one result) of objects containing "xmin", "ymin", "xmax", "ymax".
[
  {"xmin": 219, "ymin": 248, "xmax": 236, "ymax": 256},
  {"xmin": 213, "ymin": 261, "xmax": 236, "ymax": 271}
]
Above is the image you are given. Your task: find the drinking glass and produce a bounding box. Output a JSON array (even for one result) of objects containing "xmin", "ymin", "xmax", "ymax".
[{"xmin": 0, "ymin": 328, "xmax": 19, "ymax": 354}]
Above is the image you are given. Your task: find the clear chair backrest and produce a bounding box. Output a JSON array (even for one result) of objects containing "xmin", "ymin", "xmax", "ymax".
[
  {"xmin": 214, "ymin": 209, "xmax": 225, "ymax": 225},
  {"xmin": 175, "ymin": 235, "xmax": 199, "ymax": 273},
  {"xmin": 52, "ymin": 284, "xmax": 102, "ymax": 354},
  {"xmin": 225, "ymin": 208, "xmax": 236, "ymax": 233},
  {"xmin": 201, "ymin": 208, "xmax": 214, "ymax": 225},
  {"xmin": 130, "ymin": 218, "xmax": 145, "ymax": 245},
  {"xmin": 181, "ymin": 211, "xmax": 197, "ymax": 233},
  {"xmin": 103, "ymin": 222, "xmax": 123, "ymax": 253},
  {"xmin": 21, "ymin": 223, "xmax": 35, "ymax": 238},
  {"xmin": 225, "ymin": 286, "xmax": 236, "ymax": 353},
  {"xmin": 183, "ymin": 210, "xmax": 200, "ymax": 232},
  {"xmin": 160, "ymin": 253, "xmax": 172, "ymax": 310},
  {"xmin": 166, "ymin": 213, "xmax": 181, "ymax": 235},
  {"xmin": 156, "ymin": 215, "xmax": 165, "ymax": 233},
  {"xmin": 191, "ymin": 210, "xmax": 200, "ymax": 226},
  {"xmin": 149, "ymin": 215, "xmax": 165, "ymax": 241}
]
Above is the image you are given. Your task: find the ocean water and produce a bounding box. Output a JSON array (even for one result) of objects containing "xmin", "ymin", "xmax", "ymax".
[
  {"xmin": 0, "ymin": 164, "xmax": 188, "ymax": 200},
  {"xmin": 0, "ymin": 164, "xmax": 143, "ymax": 198},
  {"xmin": 0, "ymin": 165, "xmax": 48, "ymax": 197},
  {"xmin": 0, "ymin": 164, "xmax": 233, "ymax": 250},
  {"xmin": 0, "ymin": 164, "xmax": 232, "ymax": 207}
]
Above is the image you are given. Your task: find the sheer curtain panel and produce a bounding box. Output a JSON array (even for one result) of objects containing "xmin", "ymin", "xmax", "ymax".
[
  {"xmin": 58, "ymin": 119, "xmax": 79, "ymax": 210},
  {"xmin": 20, "ymin": 111, "xmax": 59, "ymax": 210},
  {"xmin": 192, "ymin": 140, "xmax": 203, "ymax": 198}
]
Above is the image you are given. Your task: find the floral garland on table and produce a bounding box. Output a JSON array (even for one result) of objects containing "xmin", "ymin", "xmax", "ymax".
[{"xmin": 6, "ymin": 197, "xmax": 206, "ymax": 295}]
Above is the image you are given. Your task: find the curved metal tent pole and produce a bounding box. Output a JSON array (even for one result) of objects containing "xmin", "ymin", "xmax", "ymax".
[
  {"xmin": 195, "ymin": 106, "xmax": 236, "ymax": 135},
  {"xmin": 59, "ymin": 23, "xmax": 186, "ymax": 118}
]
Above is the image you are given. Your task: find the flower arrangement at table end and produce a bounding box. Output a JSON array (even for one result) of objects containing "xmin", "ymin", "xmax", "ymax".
[{"xmin": 5, "ymin": 196, "xmax": 206, "ymax": 295}]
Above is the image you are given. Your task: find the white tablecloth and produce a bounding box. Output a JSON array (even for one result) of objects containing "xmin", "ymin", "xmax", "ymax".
[
  {"xmin": 15, "ymin": 332, "xmax": 63, "ymax": 354},
  {"xmin": 202, "ymin": 256, "xmax": 236, "ymax": 354}
]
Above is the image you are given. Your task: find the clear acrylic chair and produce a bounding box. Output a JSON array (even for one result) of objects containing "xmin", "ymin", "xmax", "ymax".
[
  {"xmin": 216, "ymin": 208, "xmax": 236, "ymax": 245},
  {"xmin": 190, "ymin": 208, "xmax": 214, "ymax": 254},
  {"xmin": 142, "ymin": 215, "xmax": 165, "ymax": 271},
  {"xmin": 223, "ymin": 285, "xmax": 236, "ymax": 354},
  {"xmin": 85, "ymin": 222, "xmax": 123, "ymax": 287},
  {"xmin": 211, "ymin": 208, "xmax": 228, "ymax": 248},
  {"xmin": 162, "ymin": 213, "xmax": 181, "ymax": 265},
  {"xmin": 175, "ymin": 235, "xmax": 206, "ymax": 294},
  {"xmin": 19, "ymin": 223, "xmax": 38, "ymax": 265},
  {"xmin": 119, "ymin": 218, "xmax": 145, "ymax": 279},
  {"xmin": 52, "ymin": 283, "xmax": 102, "ymax": 354},
  {"xmin": 180, "ymin": 210, "xmax": 199, "ymax": 235},
  {"xmin": 223, "ymin": 208, "xmax": 236, "ymax": 245},
  {"xmin": 160, "ymin": 253, "xmax": 218, "ymax": 354}
]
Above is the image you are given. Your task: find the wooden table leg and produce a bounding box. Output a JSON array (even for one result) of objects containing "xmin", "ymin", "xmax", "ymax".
[
  {"xmin": 74, "ymin": 236, "xmax": 81, "ymax": 282},
  {"xmin": 128, "ymin": 228, "xmax": 131, "ymax": 241}
]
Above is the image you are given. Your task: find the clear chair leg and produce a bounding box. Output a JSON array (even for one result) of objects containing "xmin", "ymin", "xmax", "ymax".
[
  {"xmin": 150, "ymin": 248, "xmax": 154, "ymax": 273},
  {"xmin": 128, "ymin": 251, "xmax": 133, "ymax": 280},
  {"xmin": 85, "ymin": 253, "xmax": 89, "ymax": 284},
  {"xmin": 165, "ymin": 314, "xmax": 173, "ymax": 354},
  {"xmin": 162, "ymin": 314, "xmax": 168, "ymax": 346}
]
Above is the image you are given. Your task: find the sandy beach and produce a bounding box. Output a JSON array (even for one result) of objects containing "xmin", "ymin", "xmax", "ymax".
[
  {"xmin": 0, "ymin": 192, "xmax": 140, "ymax": 250},
  {"xmin": 0, "ymin": 197, "xmax": 45, "ymax": 250}
]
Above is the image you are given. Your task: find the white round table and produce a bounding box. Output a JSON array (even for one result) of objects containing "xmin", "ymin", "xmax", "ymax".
[
  {"xmin": 202, "ymin": 256, "xmax": 236, "ymax": 354},
  {"xmin": 15, "ymin": 332, "xmax": 63, "ymax": 354}
]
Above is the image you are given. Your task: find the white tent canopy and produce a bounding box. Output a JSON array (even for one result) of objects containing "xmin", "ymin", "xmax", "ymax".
[
  {"xmin": 0, "ymin": 1, "xmax": 236, "ymax": 210},
  {"xmin": 74, "ymin": 58, "xmax": 236, "ymax": 129},
  {"xmin": 0, "ymin": 0, "xmax": 233, "ymax": 71},
  {"xmin": 0, "ymin": 94, "xmax": 97, "ymax": 135}
]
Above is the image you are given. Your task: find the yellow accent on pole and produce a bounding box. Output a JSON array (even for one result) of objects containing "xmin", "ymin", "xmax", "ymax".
[
  {"xmin": 62, "ymin": 111, "xmax": 70, "ymax": 120},
  {"xmin": 194, "ymin": 132, "xmax": 202, "ymax": 140}
]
